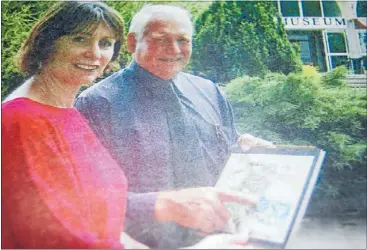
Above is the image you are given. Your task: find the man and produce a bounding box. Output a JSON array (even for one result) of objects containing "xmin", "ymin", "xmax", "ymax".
[{"xmin": 75, "ymin": 4, "xmax": 271, "ymax": 248}]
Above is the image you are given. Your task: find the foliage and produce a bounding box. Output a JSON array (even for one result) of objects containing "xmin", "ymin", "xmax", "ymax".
[
  {"xmin": 191, "ymin": 0, "xmax": 302, "ymax": 83},
  {"xmin": 1, "ymin": 1, "xmax": 52, "ymax": 99},
  {"xmin": 1, "ymin": 1, "xmax": 210, "ymax": 99},
  {"xmin": 224, "ymin": 66, "xmax": 367, "ymax": 217}
]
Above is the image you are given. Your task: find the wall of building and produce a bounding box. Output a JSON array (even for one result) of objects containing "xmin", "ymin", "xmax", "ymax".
[{"xmin": 275, "ymin": 0, "xmax": 366, "ymax": 75}]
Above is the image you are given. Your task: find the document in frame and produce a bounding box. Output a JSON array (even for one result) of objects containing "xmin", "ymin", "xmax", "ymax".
[{"xmin": 215, "ymin": 146, "xmax": 326, "ymax": 249}]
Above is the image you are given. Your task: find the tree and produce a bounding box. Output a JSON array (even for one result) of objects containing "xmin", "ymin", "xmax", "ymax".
[
  {"xmin": 1, "ymin": 1, "xmax": 52, "ymax": 98},
  {"xmin": 191, "ymin": 0, "xmax": 302, "ymax": 83}
]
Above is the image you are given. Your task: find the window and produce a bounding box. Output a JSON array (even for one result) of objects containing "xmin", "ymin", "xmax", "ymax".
[
  {"xmin": 278, "ymin": 0, "xmax": 343, "ymax": 17},
  {"xmin": 299, "ymin": 40, "xmax": 313, "ymax": 64},
  {"xmin": 357, "ymin": 0, "xmax": 367, "ymax": 17},
  {"xmin": 357, "ymin": 31, "xmax": 367, "ymax": 73},
  {"xmin": 302, "ymin": 1, "xmax": 322, "ymax": 17},
  {"xmin": 280, "ymin": 1, "xmax": 300, "ymax": 17},
  {"xmin": 322, "ymin": 0, "xmax": 341, "ymax": 17},
  {"xmin": 325, "ymin": 32, "xmax": 350, "ymax": 70},
  {"xmin": 327, "ymin": 33, "xmax": 347, "ymax": 53},
  {"xmin": 358, "ymin": 31, "xmax": 367, "ymax": 54},
  {"xmin": 288, "ymin": 34, "xmax": 312, "ymax": 64},
  {"xmin": 330, "ymin": 56, "xmax": 349, "ymax": 69}
]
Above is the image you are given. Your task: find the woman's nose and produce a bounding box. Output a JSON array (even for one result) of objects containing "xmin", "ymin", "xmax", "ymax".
[{"xmin": 85, "ymin": 43, "xmax": 101, "ymax": 59}]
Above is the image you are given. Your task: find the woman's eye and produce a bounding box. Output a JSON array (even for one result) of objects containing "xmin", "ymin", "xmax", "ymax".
[
  {"xmin": 100, "ymin": 40, "xmax": 113, "ymax": 48},
  {"xmin": 72, "ymin": 36, "xmax": 85, "ymax": 43}
]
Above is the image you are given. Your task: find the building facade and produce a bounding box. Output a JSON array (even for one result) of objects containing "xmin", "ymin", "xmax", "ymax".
[{"xmin": 274, "ymin": 0, "xmax": 366, "ymax": 76}]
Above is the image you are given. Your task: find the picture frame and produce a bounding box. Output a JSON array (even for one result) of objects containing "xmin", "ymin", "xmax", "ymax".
[{"xmin": 215, "ymin": 145, "xmax": 326, "ymax": 249}]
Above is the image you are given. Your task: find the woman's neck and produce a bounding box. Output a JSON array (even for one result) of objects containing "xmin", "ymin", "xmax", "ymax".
[{"xmin": 28, "ymin": 72, "xmax": 81, "ymax": 109}]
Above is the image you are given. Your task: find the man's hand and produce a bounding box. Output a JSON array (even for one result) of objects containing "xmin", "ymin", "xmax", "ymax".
[
  {"xmin": 238, "ymin": 133, "xmax": 275, "ymax": 152},
  {"xmin": 155, "ymin": 187, "xmax": 258, "ymax": 233}
]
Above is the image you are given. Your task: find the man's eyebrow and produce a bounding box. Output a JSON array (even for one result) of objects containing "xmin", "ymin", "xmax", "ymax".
[
  {"xmin": 180, "ymin": 35, "xmax": 191, "ymax": 39},
  {"xmin": 149, "ymin": 32, "xmax": 191, "ymax": 38},
  {"xmin": 150, "ymin": 32, "xmax": 165, "ymax": 37}
]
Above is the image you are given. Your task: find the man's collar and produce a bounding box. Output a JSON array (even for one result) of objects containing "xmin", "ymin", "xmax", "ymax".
[{"xmin": 127, "ymin": 61, "xmax": 179, "ymax": 88}]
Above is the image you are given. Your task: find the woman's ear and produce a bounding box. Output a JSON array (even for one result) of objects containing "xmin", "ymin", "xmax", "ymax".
[{"xmin": 127, "ymin": 33, "xmax": 137, "ymax": 53}]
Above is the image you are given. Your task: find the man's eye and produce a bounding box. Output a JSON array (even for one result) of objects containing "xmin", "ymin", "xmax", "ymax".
[
  {"xmin": 152, "ymin": 37, "xmax": 166, "ymax": 43},
  {"xmin": 178, "ymin": 38, "xmax": 190, "ymax": 43}
]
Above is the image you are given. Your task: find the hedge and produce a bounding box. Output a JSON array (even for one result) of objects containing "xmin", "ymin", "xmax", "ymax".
[{"xmin": 224, "ymin": 66, "xmax": 367, "ymax": 217}]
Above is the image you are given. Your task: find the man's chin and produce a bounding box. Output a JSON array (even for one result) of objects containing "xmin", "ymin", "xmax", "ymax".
[{"xmin": 155, "ymin": 68, "xmax": 181, "ymax": 80}]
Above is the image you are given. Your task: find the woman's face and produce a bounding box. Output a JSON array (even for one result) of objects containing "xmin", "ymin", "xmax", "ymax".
[{"xmin": 43, "ymin": 23, "xmax": 116, "ymax": 86}]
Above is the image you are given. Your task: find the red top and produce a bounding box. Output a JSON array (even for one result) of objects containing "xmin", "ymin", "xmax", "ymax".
[{"xmin": 1, "ymin": 98, "xmax": 127, "ymax": 248}]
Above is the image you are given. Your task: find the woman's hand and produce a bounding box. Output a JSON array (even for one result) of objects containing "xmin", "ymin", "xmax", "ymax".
[{"xmin": 155, "ymin": 187, "xmax": 258, "ymax": 233}]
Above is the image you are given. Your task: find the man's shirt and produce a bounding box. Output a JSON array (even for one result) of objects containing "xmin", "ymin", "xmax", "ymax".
[{"xmin": 75, "ymin": 61, "xmax": 239, "ymax": 247}]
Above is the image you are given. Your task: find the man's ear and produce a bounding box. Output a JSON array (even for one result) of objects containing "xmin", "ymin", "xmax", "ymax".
[{"xmin": 127, "ymin": 33, "xmax": 137, "ymax": 53}]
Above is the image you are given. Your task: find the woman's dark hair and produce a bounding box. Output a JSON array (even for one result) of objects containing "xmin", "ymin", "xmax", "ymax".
[{"xmin": 15, "ymin": 1, "xmax": 124, "ymax": 75}]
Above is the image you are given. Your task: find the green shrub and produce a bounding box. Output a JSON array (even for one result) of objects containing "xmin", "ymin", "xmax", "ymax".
[
  {"xmin": 224, "ymin": 66, "xmax": 367, "ymax": 217},
  {"xmin": 191, "ymin": 0, "xmax": 302, "ymax": 83},
  {"xmin": 1, "ymin": 1, "xmax": 52, "ymax": 99}
]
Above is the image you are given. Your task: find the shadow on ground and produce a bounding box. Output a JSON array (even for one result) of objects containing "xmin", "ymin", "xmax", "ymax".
[{"xmin": 286, "ymin": 217, "xmax": 367, "ymax": 249}]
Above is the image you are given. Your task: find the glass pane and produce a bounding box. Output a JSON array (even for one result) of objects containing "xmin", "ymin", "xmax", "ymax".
[
  {"xmin": 322, "ymin": 0, "xmax": 341, "ymax": 17},
  {"xmin": 330, "ymin": 56, "xmax": 350, "ymax": 69},
  {"xmin": 357, "ymin": 0, "xmax": 367, "ymax": 17},
  {"xmin": 302, "ymin": 1, "xmax": 322, "ymax": 17},
  {"xmin": 280, "ymin": 1, "xmax": 300, "ymax": 17},
  {"xmin": 299, "ymin": 41, "xmax": 312, "ymax": 63},
  {"xmin": 327, "ymin": 33, "xmax": 346, "ymax": 53},
  {"xmin": 359, "ymin": 32, "xmax": 367, "ymax": 54},
  {"xmin": 351, "ymin": 58, "xmax": 365, "ymax": 74}
]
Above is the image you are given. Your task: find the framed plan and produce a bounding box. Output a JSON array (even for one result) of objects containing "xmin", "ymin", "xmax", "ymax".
[{"xmin": 215, "ymin": 146, "xmax": 326, "ymax": 249}]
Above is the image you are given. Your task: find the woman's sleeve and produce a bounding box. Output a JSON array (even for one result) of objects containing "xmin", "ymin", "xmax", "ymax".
[{"xmin": 1, "ymin": 113, "xmax": 124, "ymax": 249}]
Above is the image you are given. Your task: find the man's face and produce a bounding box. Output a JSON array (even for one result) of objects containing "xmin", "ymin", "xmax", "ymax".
[{"xmin": 131, "ymin": 18, "xmax": 192, "ymax": 80}]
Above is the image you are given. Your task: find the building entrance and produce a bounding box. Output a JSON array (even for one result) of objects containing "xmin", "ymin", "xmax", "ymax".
[{"xmin": 288, "ymin": 31, "xmax": 327, "ymax": 72}]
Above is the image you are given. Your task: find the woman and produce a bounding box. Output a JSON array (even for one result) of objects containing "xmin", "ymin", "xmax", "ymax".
[
  {"xmin": 2, "ymin": 2, "xmax": 128, "ymax": 248},
  {"xmin": 2, "ymin": 2, "xmax": 251, "ymax": 249}
]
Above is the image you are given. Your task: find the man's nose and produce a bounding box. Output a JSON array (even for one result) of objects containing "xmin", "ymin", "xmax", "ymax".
[
  {"xmin": 166, "ymin": 40, "xmax": 181, "ymax": 54},
  {"xmin": 85, "ymin": 43, "xmax": 101, "ymax": 59}
]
